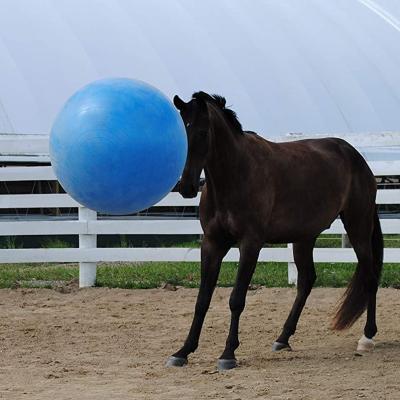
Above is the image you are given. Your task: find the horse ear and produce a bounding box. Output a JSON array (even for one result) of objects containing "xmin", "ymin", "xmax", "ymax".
[{"xmin": 173, "ymin": 95, "xmax": 186, "ymax": 110}]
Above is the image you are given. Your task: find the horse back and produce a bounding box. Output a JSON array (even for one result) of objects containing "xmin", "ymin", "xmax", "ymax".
[{"xmin": 260, "ymin": 137, "xmax": 376, "ymax": 241}]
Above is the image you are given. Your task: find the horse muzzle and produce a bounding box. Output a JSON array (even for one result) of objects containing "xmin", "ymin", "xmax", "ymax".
[{"xmin": 179, "ymin": 181, "xmax": 199, "ymax": 198}]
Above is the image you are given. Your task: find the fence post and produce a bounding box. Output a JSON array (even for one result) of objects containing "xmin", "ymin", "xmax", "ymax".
[
  {"xmin": 287, "ymin": 243, "xmax": 298, "ymax": 285},
  {"xmin": 341, "ymin": 234, "xmax": 351, "ymax": 248},
  {"xmin": 79, "ymin": 207, "xmax": 97, "ymax": 288}
]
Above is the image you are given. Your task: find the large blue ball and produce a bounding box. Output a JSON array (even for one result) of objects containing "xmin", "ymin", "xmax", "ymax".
[{"xmin": 49, "ymin": 78, "xmax": 187, "ymax": 215}]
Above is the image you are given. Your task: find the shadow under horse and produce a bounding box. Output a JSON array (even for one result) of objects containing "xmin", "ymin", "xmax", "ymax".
[{"xmin": 167, "ymin": 91, "xmax": 383, "ymax": 370}]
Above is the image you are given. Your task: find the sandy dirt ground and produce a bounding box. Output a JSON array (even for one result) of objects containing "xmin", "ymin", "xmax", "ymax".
[{"xmin": 0, "ymin": 285, "xmax": 399, "ymax": 400}]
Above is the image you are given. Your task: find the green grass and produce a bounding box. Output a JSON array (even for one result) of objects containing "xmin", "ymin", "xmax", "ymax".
[
  {"xmin": 0, "ymin": 263, "xmax": 77, "ymax": 288},
  {"xmin": 2, "ymin": 234, "xmax": 399, "ymax": 250},
  {"xmin": 41, "ymin": 239, "xmax": 73, "ymax": 248},
  {"xmin": 0, "ymin": 235, "xmax": 399, "ymax": 290},
  {"xmin": 0, "ymin": 262, "xmax": 399, "ymax": 290},
  {"xmin": 173, "ymin": 240, "xmax": 202, "ymax": 248},
  {"xmin": 0, "ymin": 236, "xmax": 23, "ymax": 249}
]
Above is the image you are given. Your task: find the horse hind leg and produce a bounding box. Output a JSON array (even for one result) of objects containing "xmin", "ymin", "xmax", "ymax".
[
  {"xmin": 334, "ymin": 207, "xmax": 382, "ymax": 352},
  {"xmin": 357, "ymin": 209, "xmax": 383, "ymax": 351},
  {"xmin": 273, "ymin": 238, "xmax": 317, "ymax": 351}
]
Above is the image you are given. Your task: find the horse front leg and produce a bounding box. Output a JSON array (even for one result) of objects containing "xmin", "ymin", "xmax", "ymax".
[
  {"xmin": 166, "ymin": 236, "xmax": 230, "ymax": 367},
  {"xmin": 217, "ymin": 241, "xmax": 262, "ymax": 370}
]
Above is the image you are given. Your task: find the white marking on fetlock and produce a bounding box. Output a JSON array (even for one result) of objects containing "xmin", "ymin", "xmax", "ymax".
[{"xmin": 357, "ymin": 335, "xmax": 375, "ymax": 352}]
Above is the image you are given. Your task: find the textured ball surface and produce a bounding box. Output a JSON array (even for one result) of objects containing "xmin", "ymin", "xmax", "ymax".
[{"xmin": 50, "ymin": 78, "xmax": 187, "ymax": 214}]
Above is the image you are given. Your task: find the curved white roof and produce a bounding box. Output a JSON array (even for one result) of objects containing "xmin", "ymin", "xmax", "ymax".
[{"xmin": 1, "ymin": 0, "xmax": 400, "ymax": 142}]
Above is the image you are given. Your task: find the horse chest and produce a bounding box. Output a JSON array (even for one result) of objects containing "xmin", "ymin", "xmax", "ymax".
[
  {"xmin": 202, "ymin": 210, "xmax": 243, "ymax": 239},
  {"xmin": 220, "ymin": 211, "xmax": 239, "ymax": 231}
]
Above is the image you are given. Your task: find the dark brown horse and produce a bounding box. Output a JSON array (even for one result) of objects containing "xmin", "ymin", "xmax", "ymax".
[{"xmin": 166, "ymin": 91, "xmax": 383, "ymax": 370}]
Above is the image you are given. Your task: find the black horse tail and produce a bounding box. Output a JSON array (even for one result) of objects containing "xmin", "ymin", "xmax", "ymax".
[{"xmin": 332, "ymin": 208, "xmax": 383, "ymax": 330}]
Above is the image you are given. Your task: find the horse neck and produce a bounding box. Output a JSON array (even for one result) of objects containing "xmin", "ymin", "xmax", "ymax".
[{"xmin": 204, "ymin": 106, "xmax": 244, "ymax": 199}]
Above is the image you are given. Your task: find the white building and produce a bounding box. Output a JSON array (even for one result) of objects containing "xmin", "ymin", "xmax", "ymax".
[{"xmin": 0, "ymin": 0, "xmax": 399, "ymax": 159}]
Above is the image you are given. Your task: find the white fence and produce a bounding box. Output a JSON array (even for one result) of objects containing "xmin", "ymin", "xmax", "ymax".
[{"xmin": 0, "ymin": 135, "xmax": 399, "ymax": 287}]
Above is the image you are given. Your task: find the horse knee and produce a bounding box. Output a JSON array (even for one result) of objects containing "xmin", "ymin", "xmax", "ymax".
[
  {"xmin": 298, "ymin": 270, "xmax": 316, "ymax": 294},
  {"xmin": 229, "ymin": 294, "xmax": 245, "ymax": 315}
]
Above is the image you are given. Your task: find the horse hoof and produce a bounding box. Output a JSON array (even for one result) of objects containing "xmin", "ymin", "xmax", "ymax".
[
  {"xmin": 356, "ymin": 335, "xmax": 375, "ymax": 352},
  {"xmin": 165, "ymin": 356, "xmax": 188, "ymax": 367},
  {"xmin": 272, "ymin": 341, "xmax": 292, "ymax": 352},
  {"xmin": 217, "ymin": 358, "xmax": 237, "ymax": 371}
]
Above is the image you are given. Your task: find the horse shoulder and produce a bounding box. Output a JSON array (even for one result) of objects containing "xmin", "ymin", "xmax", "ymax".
[
  {"xmin": 199, "ymin": 185, "xmax": 236, "ymax": 240},
  {"xmin": 199, "ymin": 185, "xmax": 214, "ymax": 230}
]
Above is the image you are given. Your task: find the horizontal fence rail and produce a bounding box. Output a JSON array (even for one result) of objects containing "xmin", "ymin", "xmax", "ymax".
[
  {"xmin": 0, "ymin": 137, "xmax": 399, "ymax": 287},
  {"xmin": 0, "ymin": 247, "xmax": 399, "ymax": 264},
  {"xmin": 1, "ymin": 218, "xmax": 400, "ymax": 236},
  {"xmin": 0, "ymin": 190, "xmax": 399, "ymax": 209},
  {"xmin": 0, "ymin": 192, "xmax": 201, "ymax": 209},
  {"xmin": 1, "ymin": 161, "xmax": 400, "ymax": 181}
]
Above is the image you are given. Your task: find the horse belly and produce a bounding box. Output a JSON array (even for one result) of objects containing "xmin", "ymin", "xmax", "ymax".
[
  {"xmin": 265, "ymin": 192, "xmax": 343, "ymax": 243},
  {"xmin": 265, "ymin": 215, "xmax": 334, "ymax": 243}
]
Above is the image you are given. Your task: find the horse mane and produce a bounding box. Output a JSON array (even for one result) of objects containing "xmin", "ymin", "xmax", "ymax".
[{"xmin": 192, "ymin": 91, "xmax": 243, "ymax": 134}]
